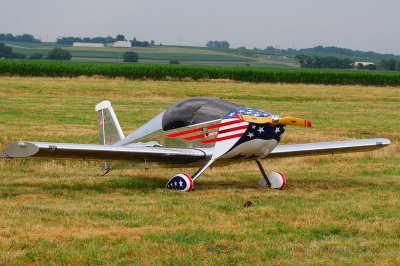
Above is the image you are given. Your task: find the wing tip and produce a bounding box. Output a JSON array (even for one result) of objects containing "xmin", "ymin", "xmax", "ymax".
[
  {"xmin": 1, "ymin": 141, "xmax": 39, "ymax": 158},
  {"xmin": 377, "ymin": 138, "xmax": 391, "ymax": 146}
]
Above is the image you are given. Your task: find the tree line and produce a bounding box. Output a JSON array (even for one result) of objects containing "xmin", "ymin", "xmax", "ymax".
[
  {"xmin": 130, "ymin": 38, "xmax": 155, "ymax": 47},
  {"xmin": 295, "ymin": 54, "xmax": 353, "ymax": 69},
  {"xmin": 0, "ymin": 42, "xmax": 70, "ymax": 60},
  {"xmin": 56, "ymin": 35, "xmax": 155, "ymax": 48},
  {"xmin": 56, "ymin": 34, "xmax": 126, "ymax": 45},
  {"xmin": 0, "ymin": 33, "xmax": 41, "ymax": 43},
  {"xmin": 206, "ymin": 41, "xmax": 230, "ymax": 49},
  {"xmin": 295, "ymin": 54, "xmax": 400, "ymax": 71},
  {"xmin": 379, "ymin": 59, "xmax": 400, "ymax": 71},
  {"xmin": 0, "ymin": 42, "xmax": 27, "ymax": 59},
  {"xmin": 300, "ymin": 45, "xmax": 400, "ymax": 61}
]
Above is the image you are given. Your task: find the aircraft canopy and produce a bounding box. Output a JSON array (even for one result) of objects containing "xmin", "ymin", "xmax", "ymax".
[{"xmin": 162, "ymin": 97, "xmax": 244, "ymax": 131}]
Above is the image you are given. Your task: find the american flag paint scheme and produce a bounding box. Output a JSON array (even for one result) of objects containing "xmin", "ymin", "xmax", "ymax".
[{"xmin": 1, "ymin": 97, "xmax": 390, "ymax": 191}]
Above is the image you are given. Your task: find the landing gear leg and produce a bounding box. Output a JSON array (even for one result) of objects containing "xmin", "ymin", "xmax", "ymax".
[
  {"xmin": 166, "ymin": 159, "xmax": 214, "ymax": 191},
  {"xmin": 97, "ymin": 168, "xmax": 112, "ymax": 177},
  {"xmin": 255, "ymin": 159, "xmax": 271, "ymax": 187},
  {"xmin": 191, "ymin": 159, "xmax": 214, "ymax": 181},
  {"xmin": 255, "ymin": 159, "xmax": 286, "ymax": 190}
]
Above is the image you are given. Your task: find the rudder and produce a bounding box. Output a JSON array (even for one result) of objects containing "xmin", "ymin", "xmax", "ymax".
[{"xmin": 95, "ymin": 100, "xmax": 124, "ymax": 145}]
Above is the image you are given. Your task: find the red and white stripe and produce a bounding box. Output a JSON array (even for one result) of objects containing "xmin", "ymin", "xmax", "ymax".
[{"xmin": 166, "ymin": 119, "xmax": 248, "ymax": 144}]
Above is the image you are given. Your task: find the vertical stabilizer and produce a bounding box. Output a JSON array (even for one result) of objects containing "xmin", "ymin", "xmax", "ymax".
[{"xmin": 95, "ymin": 101, "xmax": 124, "ymax": 145}]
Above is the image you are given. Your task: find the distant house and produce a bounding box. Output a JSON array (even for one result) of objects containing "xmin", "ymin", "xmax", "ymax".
[
  {"xmin": 354, "ymin": 61, "xmax": 374, "ymax": 69},
  {"xmin": 73, "ymin": 42, "xmax": 104, "ymax": 48}
]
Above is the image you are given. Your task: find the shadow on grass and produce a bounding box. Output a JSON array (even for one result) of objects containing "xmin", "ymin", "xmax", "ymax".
[{"xmin": 3, "ymin": 172, "xmax": 393, "ymax": 196}]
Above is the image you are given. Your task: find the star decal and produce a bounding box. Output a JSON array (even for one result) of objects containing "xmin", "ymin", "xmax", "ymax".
[
  {"xmin": 258, "ymin": 127, "xmax": 264, "ymax": 134},
  {"xmin": 252, "ymin": 124, "xmax": 256, "ymax": 129},
  {"xmin": 247, "ymin": 132, "xmax": 254, "ymax": 138},
  {"xmin": 179, "ymin": 180, "xmax": 183, "ymax": 187},
  {"xmin": 274, "ymin": 127, "xmax": 280, "ymax": 134}
]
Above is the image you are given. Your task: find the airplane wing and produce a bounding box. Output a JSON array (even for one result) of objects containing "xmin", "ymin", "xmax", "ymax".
[
  {"xmin": 0, "ymin": 141, "xmax": 207, "ymax": 164},
  {"xmin": 267, "ymin": 138, "xmax": 390, "ymax": 159}
]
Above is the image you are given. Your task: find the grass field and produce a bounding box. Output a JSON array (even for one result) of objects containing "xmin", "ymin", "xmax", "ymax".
[{"xmin": 0, "ymin": 76, "xmax": 399, "ymax": 264}]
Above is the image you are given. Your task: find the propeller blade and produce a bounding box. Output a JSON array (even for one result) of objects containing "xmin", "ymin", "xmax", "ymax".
[
  {"xmin": 235, "ymin": 114, "xmax": 311, "ymax": 127},
  {"xmin": 278, "ymin": 117, "xmax": 312, "ymax": 127},
  {"xmin": 235, "ymin": 114, "xmax": 272, "ymax": 124}
]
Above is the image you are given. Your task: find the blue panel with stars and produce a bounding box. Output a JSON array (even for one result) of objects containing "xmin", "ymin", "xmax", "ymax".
[
  {"xmin": 224, "ymin": 108, "xmax": 286, "ymax": 153},
  {"xmin": 166, "ymin": 174, "xmax": 193, "ymax": 191}
]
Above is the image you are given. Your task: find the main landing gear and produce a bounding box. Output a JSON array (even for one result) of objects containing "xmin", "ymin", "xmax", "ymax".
[
  {"xmin": 255, "ymin": 159, "xmax": 286, "ymax": 190},
  {"xmin": 166, "ymin": 159, "xmax": 286, "ymax": 191},
  {"xmin": 166, "ymin": 160, "xmax": 214, "ymax": 192}
]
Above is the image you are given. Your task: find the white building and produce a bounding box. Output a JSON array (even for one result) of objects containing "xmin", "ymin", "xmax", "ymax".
[
  {"xmin": 354, "ymin": 61, "xmax": 374, "ymax": 67},
  {"xmin": 112, "ymin": 41, "xmax": 131, "ymax": 48},
  {"xmin": 73, "ymin": 42, "xmax": 104, "ymax": 48}
]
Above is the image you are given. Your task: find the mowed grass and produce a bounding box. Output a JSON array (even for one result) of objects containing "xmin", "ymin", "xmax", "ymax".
[{"xmin": 0, "ymin": 77, "xmax": 399, "ymax": 264}]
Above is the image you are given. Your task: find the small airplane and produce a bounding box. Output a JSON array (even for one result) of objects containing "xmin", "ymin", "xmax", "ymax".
[{"xmin": 1, "ymin": 97, "xmax": 390, "ymax": 191}]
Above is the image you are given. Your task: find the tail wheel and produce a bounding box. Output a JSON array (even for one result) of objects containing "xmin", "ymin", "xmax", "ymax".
[{"xmin": 166, "ymin": 174, "xmax": 193, "ymax": 192}]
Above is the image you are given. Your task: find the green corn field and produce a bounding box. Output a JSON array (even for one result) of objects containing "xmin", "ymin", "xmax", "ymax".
[{"xmin": 1, "ymin": 59, "xmax": 400, "ymax": 86}]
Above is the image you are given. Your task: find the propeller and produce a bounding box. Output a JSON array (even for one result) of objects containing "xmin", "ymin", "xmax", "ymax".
[{"xmin": 235, "ymin": 114, "xmax": 312, "ymax": 127}]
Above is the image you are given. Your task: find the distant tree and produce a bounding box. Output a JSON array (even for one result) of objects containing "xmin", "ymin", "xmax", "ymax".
[
  {"xmin": 380, "ymin": 59, "xmax": 397, "ymax": 71},
  {"xmin": 151, "ymin": 40, "xmax": 155, "ymax": 46},
  {"xmin": 123, "ymin": 51, "xmax": 139, "ymax": 62},
  {"xmin": 295, "ymin": 54, "xmax": 308, "ymax": 67},
  {"xmin": 56, "ymin": 35, "xmax": 120, "ymax": 45},
  {"xmin": 206, "ymin": 40, "xmax": 230, "ymax": 48},
  {"xmin": 0, "ymin": 33, "xmax": 40, "ymax": 43},
  {"xmin": 47, "ymin": 48, "xmax": 71, "ymax": 60},
  {"xmin": 91, "ymin": 37, "xmax": 106, "ymax": 43},
  {"xmin": 28, "ymin": 53, "xmax": 43, "ymax": 60},
  {"xmin": 0, "ymin": 42, "xmax": 12, "ymax": 58},
  {"xmin": 130, "ymin": 37, "xmax": 150, "ymax": 47},
  {"xmin": 169, "ymin": 59, "xmax": 180, "ymax": 64},
  {"xmin": 116, "ymin": 34, "xmax": 125, "ymax": 41},
  {"xmin": 57, "ymin": 37, "xmax": 83, "ymax": 45},
  {"xmin": 295, "ymin": 54, "xmax": 352, "ymax": 69},
  {"xmin": 237, "ymin": 46, "xmax": 246, "ymax": 50},
  {"xmin": 103, "ymin": 36, "xmax": 115, "ymax": 44},
  {"xmin": 367, "ymin": 64, "xmax": 376, "ymax": 70},
  {"xmin": 355, "ymin": 63, "xmax": 364, "ymax": 70}
]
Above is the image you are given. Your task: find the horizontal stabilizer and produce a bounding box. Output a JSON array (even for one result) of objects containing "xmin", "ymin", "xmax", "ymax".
[
  {"xmin": 267, "ymin": 138, "xmax": 390, "ymax": 159},
  {"xmin": 1, "ymin": 141, "xmax": 206, "ymax": 164}
]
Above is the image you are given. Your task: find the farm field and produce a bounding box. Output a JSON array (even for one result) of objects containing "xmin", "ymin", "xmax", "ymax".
[
  {"xmin": 2, "ymin": 60, "xmax": 400, "ymax": 86},
  {"xmin": 3, "ymin": 41, "xmax": 295, "ymax": 67},
  {"xmin": 0, "ymin": 76, "xmax": 399, "ymax": 264}
]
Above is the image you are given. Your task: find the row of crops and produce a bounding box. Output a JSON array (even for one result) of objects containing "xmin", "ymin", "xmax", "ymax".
[{"xmin": 1, "ymin": 60, "xmax": 400, "ymax": 86}]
